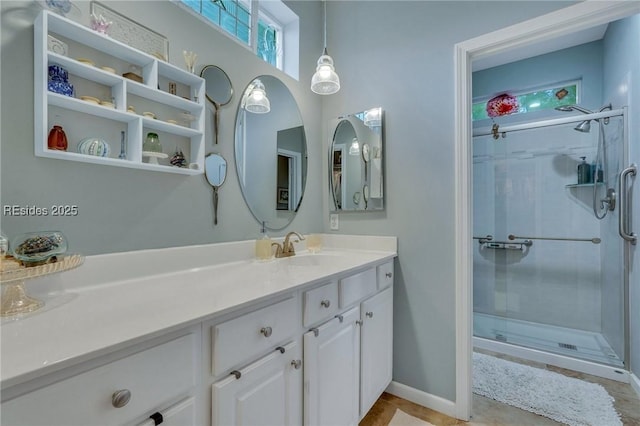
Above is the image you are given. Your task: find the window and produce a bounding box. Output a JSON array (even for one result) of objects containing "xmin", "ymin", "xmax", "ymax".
[
  {"xmin": 178, "ymin": 0, "xmax": 297, "ymax": 75},
  {"xmin": 472, "ymin": 82, "xmax": 579, "ymax": 121}
]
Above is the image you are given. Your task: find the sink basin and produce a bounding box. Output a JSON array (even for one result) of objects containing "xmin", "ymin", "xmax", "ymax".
[{"xmin": 280, "ymin": 252, "xmax": 342, "ymax": 267}]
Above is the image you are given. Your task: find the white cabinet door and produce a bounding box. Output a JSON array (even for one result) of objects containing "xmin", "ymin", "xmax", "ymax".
[
  {"xmin": 212, "ymin": 341, "xmax": 302, "ymax": 426},
  {"xmin": 360, "ymin": 286, "xmax": 393, "ymax": 418},
  {"xmin": 304, "ymin": 306, "xmax": 360, "ymax": 426}
]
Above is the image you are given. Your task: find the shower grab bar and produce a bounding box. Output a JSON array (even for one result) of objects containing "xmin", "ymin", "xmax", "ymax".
[
  {"xmin": 508, "ymin": 234, "xmax": 601, "ymax": 244},
  {"xmin": 618, "ymin": 164, "xmax": 637, "ymax": 245}
]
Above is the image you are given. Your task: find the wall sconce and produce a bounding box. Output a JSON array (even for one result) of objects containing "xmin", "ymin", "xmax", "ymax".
[
  {"xmin": 242, "ymin": 79, "xmax": 270, "ymax": 113},
  {"xmin": 311, "ymin": 1, "xmax": 340, "ymax": 95}
]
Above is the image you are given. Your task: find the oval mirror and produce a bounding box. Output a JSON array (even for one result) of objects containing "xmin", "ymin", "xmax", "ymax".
[
  {"xmin": 200, "ymin": 65, "xmax": 233, "ymax": 145},
  {"xmin": 204, "ymin": 153, "xmax": 227, "ymax": 226},
  {"xmin": 234, "ymin": 75, "xmax": 307, "ymax": 230},
  {"xmin": 201, "ymin": 65, "xmax": 233, "ymax": 105},
  {"xmin": 330, "ymin": 107, "xmax": 384, "ymax": 212}
]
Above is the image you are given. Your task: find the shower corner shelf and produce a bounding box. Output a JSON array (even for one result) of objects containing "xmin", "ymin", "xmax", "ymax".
[{"xmin": 565, "ymin": 182, "xmax": 605, "ymax": 189}]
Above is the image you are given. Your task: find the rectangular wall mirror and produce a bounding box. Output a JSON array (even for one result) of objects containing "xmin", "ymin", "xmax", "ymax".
[{"xmin": 329, "ymin": 107, "xmax": 384, "ymax": 211}]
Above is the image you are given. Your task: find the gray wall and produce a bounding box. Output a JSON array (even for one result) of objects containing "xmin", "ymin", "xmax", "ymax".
[
  {"xmin": 321, "ymin": 0, "xmax": 574, "ymax": 402},
  {"xmin": 1, "ymin": 0, "xmax": 324, "ymax": 254}
]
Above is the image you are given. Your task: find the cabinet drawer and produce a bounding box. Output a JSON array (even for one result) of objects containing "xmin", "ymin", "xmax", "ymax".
[
  {"xmin": 135, "ymin": 397, "xmax": 196, "ymax": 426},
  {"xmin": 303, "ymin": 281, "xmax": 339, "ymax": 326},
  {"xmin": 1, "ymin": 333, "xmax": 196, "ymax": 426},
  {"xmin": 212, "ymin": 297, "xmax": 297, "ymax": 376},
  {"xmin": 377, "ymin": 261, "xmax": 394, "ymax": 289},
  {"xmin": 339, "ymin": 268, "xmax": 377, "ymax": 308}
]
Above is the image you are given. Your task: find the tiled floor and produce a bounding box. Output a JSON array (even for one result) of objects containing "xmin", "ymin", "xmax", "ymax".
[{"xmin": 360, "ymin": 350, "xmax": 640, "ymax": 426}]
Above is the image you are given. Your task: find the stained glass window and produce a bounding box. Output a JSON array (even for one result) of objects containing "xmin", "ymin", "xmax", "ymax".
[{"xmin": 472, "ymin": 83, "xmax": 578, "ymax": 121}]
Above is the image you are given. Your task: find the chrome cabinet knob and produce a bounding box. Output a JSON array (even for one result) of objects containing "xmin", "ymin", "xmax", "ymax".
[
  {"xmin": 111, "ymin": 389, "xmax": 131, "ymax": 408},
  {"xmin": 320, "ymin": 299, "xmax": 331, "ymax": 308},
  {"xmin": 260, "ymin": 326, "xmax": 273, "ymax": 337},
  {"xmin": 366, "ymin": 311, "xmax": 374, "ymax": 318},
  {"xmin": 385, "ymin": 272, "xmax": 392, "ymax": 278},
  {"xmin": 291, "ymin": 359, "xmax": 302, "ymax": 369}
]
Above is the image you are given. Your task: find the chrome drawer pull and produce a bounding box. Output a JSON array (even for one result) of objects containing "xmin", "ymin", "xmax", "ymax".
[
  {"xmin": 356, "ymin": 320, "xmax": 364, "ymax": 326},
  {"xmin": 385, "ymin": 272, "xmax": 392, "ymax": 278},
  {"xmin": 320, "ymin": 299, "xmax": 331, "ymax": 308},
  {"xmin": 276, "ymin": 346, "xmax": 286, "ymax": 354},
  {"xmin": 260, "ymin": 326, "xmax": 273, "ymax": 337},
  {"xmin": 231, "ymin": 370, "xmax": 242, "ymax": 379},
  {"xmin": 366, "ymin": 311, "xmax": 374, "ymax": 318},
  {"xmin": 111, "ymin": 389, "xmax": 131, "ymax": 408},
  {"xmin": 291, "ymin": 359, "xmax": 302, "ymax": 369}
]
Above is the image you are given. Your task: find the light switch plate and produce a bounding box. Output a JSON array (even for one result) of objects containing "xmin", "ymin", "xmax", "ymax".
[{"xmin": 330, "ymin": 214, "xmax": 339, "ymax": 230}]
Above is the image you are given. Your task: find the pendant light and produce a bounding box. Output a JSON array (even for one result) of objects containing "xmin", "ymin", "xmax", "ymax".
[{"xmin": 311, "ymin": 0, "xmax": 340, "ymax": 95}]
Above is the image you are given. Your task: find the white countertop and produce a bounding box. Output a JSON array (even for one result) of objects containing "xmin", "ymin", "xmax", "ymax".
[{"xmin": 1, "ymin": 235, "xmax": 396, "ymax": 389}]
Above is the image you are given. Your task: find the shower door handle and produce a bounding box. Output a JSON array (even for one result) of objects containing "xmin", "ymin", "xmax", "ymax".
[{"xmin": 618, "ymin": 164, "xmax": 637, "ymax": 245}]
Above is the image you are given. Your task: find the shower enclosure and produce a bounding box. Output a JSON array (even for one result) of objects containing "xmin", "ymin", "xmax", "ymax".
[{"xmin": 472, "ymin": 107, "xmax": 633, "ymax": 375}]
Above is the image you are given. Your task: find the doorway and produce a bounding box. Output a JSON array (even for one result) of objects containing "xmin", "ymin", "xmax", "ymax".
[{"xmin": 453, "ymin": 1, "xmax": 640, "ymax": 420}]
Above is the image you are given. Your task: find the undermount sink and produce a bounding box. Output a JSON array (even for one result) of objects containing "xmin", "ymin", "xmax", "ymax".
[{"xmin": 280, "ymin": 252, "xmax": 342, "ymax": 267}]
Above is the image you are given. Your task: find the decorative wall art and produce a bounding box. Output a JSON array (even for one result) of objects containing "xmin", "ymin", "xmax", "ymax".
[{"xmin": 90, "ymin": 2, "xmax": 169, "ymax": 60}]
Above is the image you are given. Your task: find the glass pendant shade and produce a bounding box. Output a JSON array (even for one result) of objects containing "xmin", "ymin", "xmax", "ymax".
[
  {"xmin": 348, "ymin": 138, "xmax": 360, "ymax": 155},
  {"xmin": 244, "ymin": 79, "xmax": 270, "ymax": 113},
  {"xmin": 364, "ymin": 108, "xmax": 382, "ymax": 128},
  {"xmin": 311, "ymin": 51, "xmax": 340, "ymax": 95}
]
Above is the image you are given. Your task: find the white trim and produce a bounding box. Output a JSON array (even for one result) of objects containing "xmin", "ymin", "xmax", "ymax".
[
  {"xmin": 454, "ymin": 0, "xmax": 640, "ymax": 421},
  {"xmin": 386, "ymin": 381, "xmax": 457, "ymax": 419},
  {"xmin": 630, "ymin": 372, "xmax": 640, "ymax": 399}
]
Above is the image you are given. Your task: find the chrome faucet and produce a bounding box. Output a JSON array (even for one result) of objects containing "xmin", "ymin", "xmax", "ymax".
[{"xmin": 274, "ymin": 232, "xmax": 305, "ymax": 258}]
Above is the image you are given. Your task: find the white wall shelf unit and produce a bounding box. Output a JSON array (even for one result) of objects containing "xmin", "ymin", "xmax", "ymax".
[{"xmin": 35, "ymin": 10, "xmax": 205, "ymax": 175}]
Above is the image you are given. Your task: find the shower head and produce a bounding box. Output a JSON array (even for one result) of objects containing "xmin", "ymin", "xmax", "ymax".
[
  {"xmin": 574, "ymin": 120, "xmax": 591, "ymax": 133},
  {"xmin": 554, "ymin": 105, "xmax": 595, "ymax": 115}
]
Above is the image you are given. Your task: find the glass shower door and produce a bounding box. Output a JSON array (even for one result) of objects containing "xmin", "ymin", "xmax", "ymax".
[{"xmin": 472, "ymin": 115, "xmax": 626, "ymax": 368}]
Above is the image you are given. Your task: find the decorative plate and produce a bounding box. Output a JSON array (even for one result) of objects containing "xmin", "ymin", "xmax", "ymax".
[
  {"xmin": 486, "ymin": 93, "xmax": 519, "ymax": 117},
  {"xmin": 47, "ymin": 35, "xmax": 68, "ymax": 56}
]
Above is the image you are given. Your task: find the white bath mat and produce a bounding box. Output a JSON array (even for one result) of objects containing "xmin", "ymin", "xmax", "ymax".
[
  {"xmin": 473, "ymin": 352, "xmax": 622, "ymax": 426},
  {"xmin": 387, "ymin": 409, "xmax": 435, "ymax": 426}
]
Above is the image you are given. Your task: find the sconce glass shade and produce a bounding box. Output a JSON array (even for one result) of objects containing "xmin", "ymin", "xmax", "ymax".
[
  {"xmin": 311, "ymin": 51, "xmax": 340, "ymax": 95},
  {"xmin": 348, "ymin": 138, "xmax": 360, "ymax": 155},
  {"xmin": 244, "ymin": 79, "xmax": 270, "ymax": 113}
]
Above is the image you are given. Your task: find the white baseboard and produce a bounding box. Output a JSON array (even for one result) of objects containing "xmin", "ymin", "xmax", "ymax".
[
  {"xmin": 630, "ymin": 372, "xmax": 640, "ymax": 399},
  {"xmin": 386, "ymin": 381, "xmax": 457, "ymax": 419}
]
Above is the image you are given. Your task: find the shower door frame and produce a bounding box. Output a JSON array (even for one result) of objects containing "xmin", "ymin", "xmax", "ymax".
[{"xmin": 453, "ymin": 1, "xmax": 640, "ymax": 421}]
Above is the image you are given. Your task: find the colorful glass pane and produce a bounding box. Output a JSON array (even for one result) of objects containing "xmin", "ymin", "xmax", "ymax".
[{"xmin": 472, "ymin": 84, "xmax": 578, "ymax": 121}]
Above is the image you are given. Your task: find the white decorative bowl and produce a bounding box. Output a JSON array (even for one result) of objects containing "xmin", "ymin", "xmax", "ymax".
[{"xmin": 78, "ymin": 137, "xmax": 110, "ymax": 157}]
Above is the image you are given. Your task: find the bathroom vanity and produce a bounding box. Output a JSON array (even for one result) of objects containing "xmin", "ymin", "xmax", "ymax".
[{"xmin": 0, "ymin": 235, "xmax": 396, "ymax": 426}]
